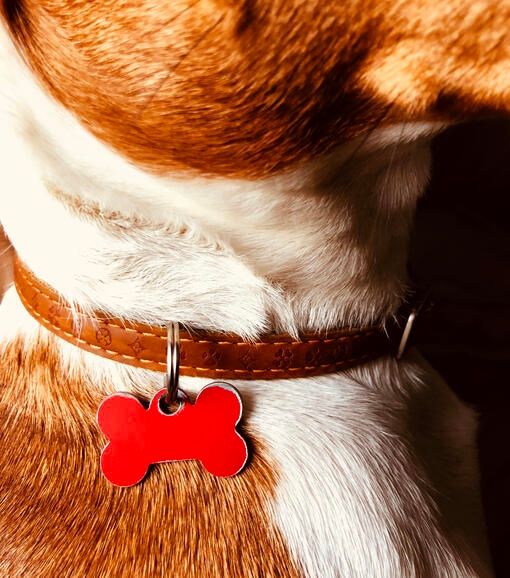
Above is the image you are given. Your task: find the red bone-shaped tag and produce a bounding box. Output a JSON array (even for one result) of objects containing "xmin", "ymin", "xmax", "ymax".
[{"xmin": 97, "ymin": 383, "xmax": 248, "ymax": 486}]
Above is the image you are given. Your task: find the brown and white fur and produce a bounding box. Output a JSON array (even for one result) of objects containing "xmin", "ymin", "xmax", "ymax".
[{"xmin": 0, "ymin": 1, "xmax": 509, "ymax": 576}]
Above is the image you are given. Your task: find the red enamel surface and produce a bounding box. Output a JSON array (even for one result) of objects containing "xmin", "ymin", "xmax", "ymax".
[{"xmin": 97, "ymin": 383, "xmax": 248, "ymax": 487}]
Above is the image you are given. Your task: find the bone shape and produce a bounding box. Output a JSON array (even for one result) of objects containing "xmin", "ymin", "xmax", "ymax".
[{"xmin": 97, "ymin": 382, "xmax": 248, "ymax": 487}]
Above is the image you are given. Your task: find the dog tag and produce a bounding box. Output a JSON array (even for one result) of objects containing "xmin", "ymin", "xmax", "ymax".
[{"xmin": 97, "ymin": 383, "xmax": 249, "ymax": 487}]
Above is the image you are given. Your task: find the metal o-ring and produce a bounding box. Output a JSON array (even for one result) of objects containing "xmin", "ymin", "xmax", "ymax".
[{"xmin": 165, "ymin": 322, "xmax": 180, "ymax": 405}]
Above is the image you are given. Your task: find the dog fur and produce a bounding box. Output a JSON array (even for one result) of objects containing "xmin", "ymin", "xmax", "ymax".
[{"xmin": 1, "ymin": 1, "xmax": 509, "ymax": 576}]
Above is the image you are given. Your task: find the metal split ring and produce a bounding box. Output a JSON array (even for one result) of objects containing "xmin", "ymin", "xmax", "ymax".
[
  {"xmin": 165, "ymin": 322, "xmax": 180, "ymax": 405},
  {"xmin": 395, "ymin": 293, "xmax": 430, "ymax": 360}
]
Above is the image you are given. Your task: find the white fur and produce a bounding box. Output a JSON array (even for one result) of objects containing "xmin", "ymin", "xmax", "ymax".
[{"xmin": 0, "ymin": 21, "xmax": 491, "ymax": 577}]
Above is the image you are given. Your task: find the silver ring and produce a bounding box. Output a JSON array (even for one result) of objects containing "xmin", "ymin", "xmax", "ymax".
[
  {"xmin": 165, "ymin": 322, "xmax": 180, "ymax": 404},
  {"xmin": 396, "ymin": 310, "xmax": 418, "ymax": 360},
  {"xmin": 395, "ymin": 294, "xmax": 429, "ymax": 360}
]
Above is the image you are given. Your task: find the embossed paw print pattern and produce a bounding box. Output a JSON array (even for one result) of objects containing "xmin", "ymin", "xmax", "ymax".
[
  {"xmin": 240, "ymin": 348, "xmax": 257, "ymax": 371},
  {"xmin": 201, "ymin": 347, "xmax": 221, "ymax": 368},
  {"xmin": 128, "ymin": 337, "xmax": 145, "ymax": 357},
  {"xmin": 47, "ymin": 304, "xmax": 65, "ymax": 328},
  {"xmin": 96, "ymin": 327, "xmax": 112, "ymax": 347},
  {"xmin": 97, "ymin": 383, "xmax": 249, "ymax": 486},
  {"xmin": 272, "ymin": 346, "xmax": 294, "ymax": 369}
]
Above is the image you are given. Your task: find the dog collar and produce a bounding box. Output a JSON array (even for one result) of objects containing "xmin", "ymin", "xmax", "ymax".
[{"xmin": 13, "ymin": 254, "xmax": 407, "ymax": 380}]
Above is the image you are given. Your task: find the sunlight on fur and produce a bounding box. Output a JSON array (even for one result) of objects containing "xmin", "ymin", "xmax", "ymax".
[{"xmin": 1, "ymin": 1, "xmax": 508, "ymax": 576}]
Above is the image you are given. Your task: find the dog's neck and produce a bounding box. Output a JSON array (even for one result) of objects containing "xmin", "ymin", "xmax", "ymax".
[
  {"xmin": 1, "ymin": 113, "xmax": 439, "ymax": 342},
  {"xmin": 2, "ymin": 0, "xmax": 510, "ymax": 343},
  {"xmin": 0, "ymin": 25, "xmax": 440, "ymax": 337}
]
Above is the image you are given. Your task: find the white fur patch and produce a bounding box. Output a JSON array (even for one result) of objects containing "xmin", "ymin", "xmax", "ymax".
[{"xmin": 261, "ymin": 359, "xmax": 489, "ymax": 577}]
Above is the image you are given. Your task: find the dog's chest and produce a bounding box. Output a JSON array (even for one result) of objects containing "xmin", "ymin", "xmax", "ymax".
[
  {"xmin": 0, "ymin": 329, "xmax": 303, "ymax": 577},
  {"xmin": 0, "ymin": 303, "xmax": 488, "ymax": 577}
]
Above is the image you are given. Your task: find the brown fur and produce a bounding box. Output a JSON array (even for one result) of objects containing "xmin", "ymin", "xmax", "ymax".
[
  {"xmin": 3, "ymin": 0, "xmax": 510, "ymax": 178},
  {"xmin": 0, "ymin": 330, "xmax": 300, "ymax": 577}
]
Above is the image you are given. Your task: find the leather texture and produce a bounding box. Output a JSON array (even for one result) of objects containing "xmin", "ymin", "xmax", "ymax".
[{"xmin": 13, "ymin": 254, "xmax": 395, "ymax": 379}]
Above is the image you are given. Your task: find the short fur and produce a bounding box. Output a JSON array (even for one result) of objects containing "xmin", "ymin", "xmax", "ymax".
[
  {"xmin": 1, "ymin": 1, "xmax": 509, "ymax": 576},
  {"xmin": 2, "ymin": 0, "xmax": 510, "ymax": 176}
]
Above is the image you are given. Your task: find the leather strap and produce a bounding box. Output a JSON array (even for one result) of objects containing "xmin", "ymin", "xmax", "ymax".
[{"xmin": 13, "ymin": 254, "xmax": 396, "ymax": 380}]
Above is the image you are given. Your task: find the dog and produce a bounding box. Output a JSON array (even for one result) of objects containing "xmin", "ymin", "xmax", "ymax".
[{"xmin": 0, "ymin": 1, "xmax": 508, "ymax": 576}]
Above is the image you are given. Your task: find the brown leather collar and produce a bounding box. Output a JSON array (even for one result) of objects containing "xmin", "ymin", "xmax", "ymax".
[{"xmin": 13, "ymin": 254, "xmax": 399, "ymax": 380}]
